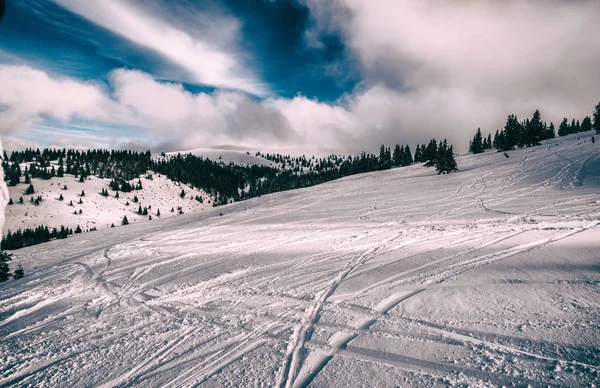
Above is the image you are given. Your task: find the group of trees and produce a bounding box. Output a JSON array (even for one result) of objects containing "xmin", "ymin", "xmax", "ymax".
[
  {"xmin": 470, "ymin": 104, "xmax": 600, "ymax": 154},
  {"xmin": 469, "ymin": 129, "xmax": 493, "ymax": 154},
  {"xmin": 0, "ymin": 250, "xmax": 24, "ymax": 283},
  {"xmin": 1, "ymin": 224, "xmax": 97, "ymax": 251}
]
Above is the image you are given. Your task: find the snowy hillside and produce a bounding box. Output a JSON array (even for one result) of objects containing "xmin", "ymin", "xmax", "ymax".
[
  {"xmin": 1, "ymin": 133, "xmax": 600, "ymax": 387},
  {"xmin": 5, "ymin": 170, "xmax": 212, "ymax": 233},
  {"xmin": 165, "ymin": 147, "xmax": 279, "ymax": 167}
]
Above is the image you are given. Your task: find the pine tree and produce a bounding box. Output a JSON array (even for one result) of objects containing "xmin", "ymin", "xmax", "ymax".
[
  {"xmin": 0, "ymin": 250, "xmax": 12, "ymax": 282},
  {"xmin": 13, "ymin": 264, "xmax": 24, "ymax": 279},
  {"xmin": 80, "ymin": 190, "xmax": 85, "ymax": 197},
  {"xmin": 24, "ymin": 184, "xmax": 35, "ymax": 195},
  {"xmin": 138, "ymin": 205, "xmax": 142, "ymax": 215},
  {"xmin": 546, "ymin": 122, "xmax": 556, "ymax": 139},
  {"xmin": 581, "ymin": 116, "xmax": 592, "ymax": 133},
  {"xmin": 424, "ymin": 139, "xmax": 438, "ymax": 166},
  {"xmin": 525, "ymin": 110, "xmax": 544, "ymax": 146},
  {"xmin": 8, "ymin": 198, "xmax": 13, "ymax": 205},
  {"xmin": 434, "ymin": 140, "xmax": 458, "ymax": 174},
  {"xmin": 58, "ymin": 193, "xmax": 64, "ymax": 201},
  {"xmin": 558, "ymin": 118, "xmax": 569, "ymax": 137},
  {"xmin": 593, "ymin": 103, "xmax": 600, "ymax": 134},
  {"xmin": 75, "ymin": 225, "xmax": 82, "ymax": 234},
  {"xmin": 122, "ymin": 216, "xmax": 129, "ymax": 225},
  {"xmin": 180, "ymin": 189, "xmax": 185, "ymax": 198},
  {"xmin": 156, "ymin": 209, "xmax": 160, "ymax": 217},
  {"xmin": 471, "ymin": 128, "xmax": 484, "ymax": 154},
  {"xmin": 392, "ymin": 144, "xmax": 401, "ymax": 167}
]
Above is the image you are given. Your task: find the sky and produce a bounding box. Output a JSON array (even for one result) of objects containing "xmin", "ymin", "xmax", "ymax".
[{"xmin": 0, "ymin": 0, "xmax": 599, "ymax": 154}]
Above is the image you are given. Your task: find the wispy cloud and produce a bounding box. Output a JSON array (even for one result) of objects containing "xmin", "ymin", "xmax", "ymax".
[{"xmin": 53, "ymin": 0, "xmax": 269, "ymax": 96}]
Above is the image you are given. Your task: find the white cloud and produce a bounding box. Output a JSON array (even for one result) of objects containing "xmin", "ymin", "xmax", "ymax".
[
  {"xmin": 53, "ymin": 0, "xmax": 269, "ymax": 96},
  {"xmin": 0, "ymin": 65, "xmax": 130, "ymax": 135},
  {"xmin": 303, "ymin": 0, "xmax": 600, "ymax": 147}
]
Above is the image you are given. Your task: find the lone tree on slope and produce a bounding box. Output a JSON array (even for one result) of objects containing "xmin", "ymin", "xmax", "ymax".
[{"xmin": 13, "ymin": 264, "xmax": 24, "ymax": 279}]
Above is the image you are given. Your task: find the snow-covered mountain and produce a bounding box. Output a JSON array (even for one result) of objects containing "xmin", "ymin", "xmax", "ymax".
[{"xmin": 1, "ymin": 132, "xmax": 599, "ymax": 387}]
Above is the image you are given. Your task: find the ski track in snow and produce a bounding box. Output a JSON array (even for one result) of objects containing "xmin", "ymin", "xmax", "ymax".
[{"xmin": 1, "ymin": 133, "xmax": 600, "ymax": 387}]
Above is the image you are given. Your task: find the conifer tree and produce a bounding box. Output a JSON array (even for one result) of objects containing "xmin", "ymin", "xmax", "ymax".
[
  {"xmin": 13, "ymin": 264, "xmax": 24, "ymax": 279},
  {"xmin": 593, "ymin": 103, "xmax": 600, "ymax": 134},
  {"xmin": 180, "ymin": 189, "xmax": 185, "ymax": 198},
  {"xmin": 485, "ymin": 133, "xmax": 492, "ymax": 149},
  {"xmin": 24, "ymin": 184, "xmax": 35, "ymax": 195},
  {"xmin": 122, "ymin": 216, "xmax": 129, "ymax": 225},
  {"xmin": 424, "ymin": 139, "xmax": 438, "ymax": 166},
  {"xmin": 75, "ymin": 225, "xmax": 82, "ymax": 234},
  {"xmin": 392, "ymin": 144, "xmax": 401, "ymax": 167},
  {"xmin": 0, "ymin": 250, "xmax": 12, "ymax": 282},
  {"xmin": 138, "ymin": 205, "xmax": 142, "ymax": 215},
  {"xmin": 546, "ymin": 122, "xmax": 556, "ymax": 139},
  {"xmin": 8, "ymin": 198, "xmax": 13, "ymax": 205},
  {"xmin": 59, "ymin": 193, "xmax": 64, "ymax": 201},
  {"xmin": 470, "ymin": 128, "xmax": 484, "ymax": 154},
  {"xmin": 434, "ymin": 140, "xmax": 458, "ymax": 174},
  {"xmin": 581, "ymin": 116, "xmax": 592, "ymax": 133},
  {"xmin": 558, "ymin": 118, "xmax": 569, "ymax": 136},
  {"xmin": 157, "ymin": 209, "xmax": 160, "ymax": 217}
]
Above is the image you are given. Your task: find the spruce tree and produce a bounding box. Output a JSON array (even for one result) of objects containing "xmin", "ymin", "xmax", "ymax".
[
  {"xmin": 75, "ymin": 225, "xmax": 82, "ymax": 234},
  {"xmin": 8, "ymin": 198, "xmax": 13, "ymax": 205},
  {"xmin": 13, "ymin": 264, "xmax": 24, "ymax": 279},
  {"xmin": 392, "ymin": 144, "xmax": 401, "ymax": 167},
  {"xmin": 24, "ymin": 184, "xmax": 35, "ymax": 195},
  {"xmin": 403, "ymin": 145, "xmax": 413, "ymax": 166},
  {"xmin": 593, "ymin": 103, "xmax": 600, "ymax": 134},
  {"xmin": 180, "ymin": 189, "xmax": 185, "ymax": 198},
  {"xmin": 0, "ymin": 250, "xmax": 12, "ymax": 282},
  {"xmin": 471, "ymin": 128, "xmax": 484, "ymax": 154},
  {"xmin": 581, "ymin": 116, "xmax": 592, "ymax": 133},
  {"xmin": 546, "ymin": 122, "xmax": 556, "ymax": 139},
  {"xmin": 558, "ymin": 118, "xmax": 569, "ymax": 136},
  {"xmin": 122, "ymin": 216, "xmax": 129, "ymax": 225}
]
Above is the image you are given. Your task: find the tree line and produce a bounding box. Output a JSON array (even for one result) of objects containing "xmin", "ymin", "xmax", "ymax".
[{"xmin": 469, "ymin": 103, "xmax": 600, "ymax": 153}]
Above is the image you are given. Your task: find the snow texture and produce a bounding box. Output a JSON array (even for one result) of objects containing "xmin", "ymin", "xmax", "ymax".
[{"xmin": 1, "ymin": 133, "xmax": 600, "ymax": 387}]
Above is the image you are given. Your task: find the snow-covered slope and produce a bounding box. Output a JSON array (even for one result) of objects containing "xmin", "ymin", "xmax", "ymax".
[
  {"xmin": 165, "ymin": 147, "xmax": 278, "ymax": 167},
  {"xmin": 1, "ymin": 133, "xmax": 600, "ymax": 387},
  {"xmin": 5, "ymin": 172, "xmax": 212, "ymax": 233}
]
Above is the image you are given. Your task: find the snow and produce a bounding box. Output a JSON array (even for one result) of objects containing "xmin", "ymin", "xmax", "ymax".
[
  {"xmin": 4, "ymin": 172, "xmax": 212, "ymax": 233},
  {"xmin": 1, "ymin": 133, "xmax": 600, "ymax": 387},
  {"xmin": 164, "ymin": 147, "xmax": 278, "ymax": 167}
]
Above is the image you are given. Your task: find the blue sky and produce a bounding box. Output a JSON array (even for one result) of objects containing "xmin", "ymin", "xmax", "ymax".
[{"xmin": 1, "ymin": 0, "xmax": 599, "ymax": 153}]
